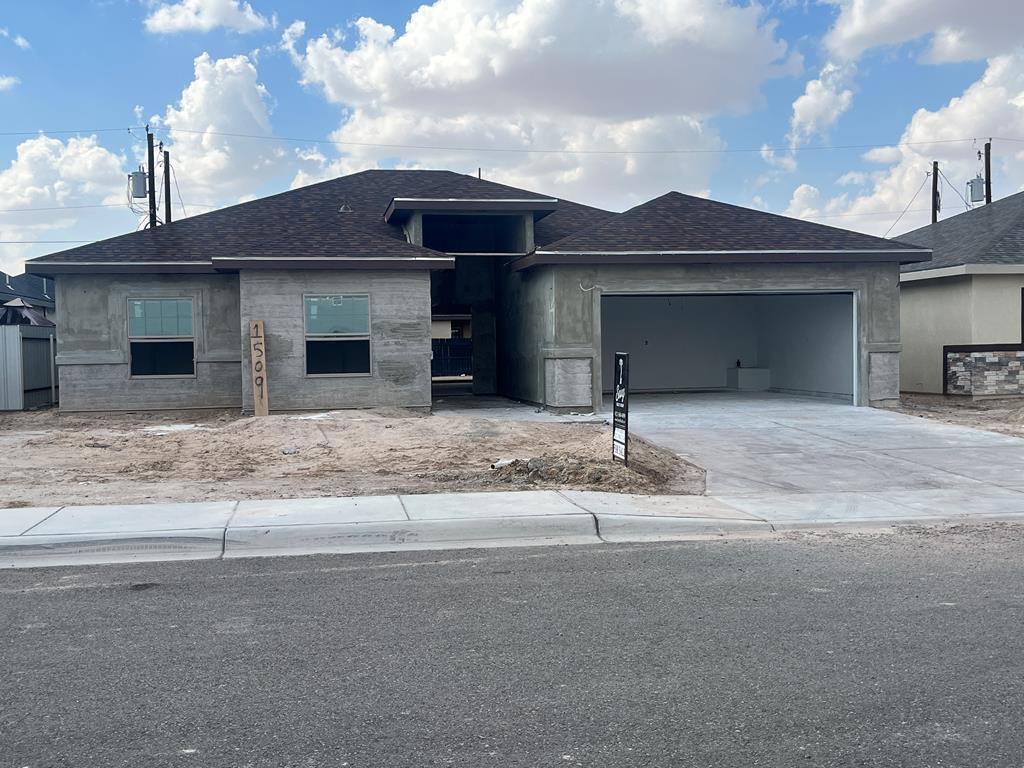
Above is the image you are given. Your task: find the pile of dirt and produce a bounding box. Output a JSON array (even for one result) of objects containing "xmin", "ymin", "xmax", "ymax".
[
  {"xmin": 896, "ymin": 394, "xmax": 1024, "ymax": 439},
  {"xmin": 0, "ymin": 408, "xmax": 704, "ymax": 507}
]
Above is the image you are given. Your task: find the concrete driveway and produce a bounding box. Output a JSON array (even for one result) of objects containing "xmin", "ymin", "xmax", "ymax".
[{"xmin": 627, "ymin": 393, "xmax": 1024, "ymax": 524}]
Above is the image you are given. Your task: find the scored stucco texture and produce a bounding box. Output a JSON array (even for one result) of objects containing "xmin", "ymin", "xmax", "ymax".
[
  {"xmin": 239, "ymin": 269, "xmax": 432, "ymax": 412},
  {"xmin": 868, "ymin": 351, "xmax": 900, "ymax": 403},
  {"xmin": 54, "ymin": 273, "xmax": 242, "ymax": 411},
  {"xmin": 946, "ymin": 350, "xmax": 1024, "ymax": 397},
  {"xmin": 544, "ymin": 357, "xmax": 592, "ymax": 409}
]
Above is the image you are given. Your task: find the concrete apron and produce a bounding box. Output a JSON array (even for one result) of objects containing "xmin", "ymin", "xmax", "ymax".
[{"xmin": 3, "ymin": 489, "xmax": 1024, "ymax": 569}]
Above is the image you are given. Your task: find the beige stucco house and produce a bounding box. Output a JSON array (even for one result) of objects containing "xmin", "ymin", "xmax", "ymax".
[{"xmin": 899, "ymin": 191, "xmax": 1024, "ymax": 397}]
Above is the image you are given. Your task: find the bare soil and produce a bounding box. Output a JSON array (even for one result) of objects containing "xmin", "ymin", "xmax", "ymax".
[
  {"xmin": 896, "ymin": 393, "xmax": 1024, "ymax": 439},
  {"xmin": 0, "ymin": 408, "xmax": 704, "ymax": 507}
]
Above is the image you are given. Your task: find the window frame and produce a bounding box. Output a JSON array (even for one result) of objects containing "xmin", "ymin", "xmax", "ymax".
[
  {"xmin": 126, "ymin": 297, "xmax": 197, "ymax": 379},
  {"xmin": 302, "ymin": 293, "xmax": 373, "ymax": 378}
]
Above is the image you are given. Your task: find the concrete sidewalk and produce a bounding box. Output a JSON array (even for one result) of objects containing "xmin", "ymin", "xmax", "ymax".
[{"xmin": 3, "ymin": 487, "xmax": 1024, "ymax": 568}]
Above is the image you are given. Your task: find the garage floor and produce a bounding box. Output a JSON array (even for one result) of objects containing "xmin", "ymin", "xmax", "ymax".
[{"xmin": 626, "ymin": 392, "xmax": 1024, "ymax": 523}]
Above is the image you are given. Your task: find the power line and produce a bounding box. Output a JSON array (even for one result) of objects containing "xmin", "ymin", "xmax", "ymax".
[
  {"xmin": 169, "ymin": 160, "xmax": 188, "ymax": 218},
  {"xmin": 937, "ymin": 167, "xmax": 971, "ymax": 210},
  {"xmin": 0, "ymin": 127, "xmax": 145, "ymax": 137},
  {"xmin": 884, "ymin": 171, "xmax": 931, "ymax": 238},
  {"xmin": 815, "ymin": 207, "xmax": 929, "ymax": 220},
  {"xmin": 160, "ymin": 126, "xmax": 1001, "ymax": 157},
  {"xmin": 4, "ymin": 122, "xmax": 1024, "ymax": 156},
  {"xmin": 0, "ymin": 201, "xmax": 217, "ymax": 213}
]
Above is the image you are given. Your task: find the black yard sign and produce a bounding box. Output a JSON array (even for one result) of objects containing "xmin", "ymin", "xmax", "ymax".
[{"xmin": 612, "ymin": 352, "xmax": 629, "ymax": 465}]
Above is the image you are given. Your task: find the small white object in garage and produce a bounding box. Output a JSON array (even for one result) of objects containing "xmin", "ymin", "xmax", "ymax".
[{"xmin": 726, "ymin": 367, "xmax": 771, "ymax": 391}]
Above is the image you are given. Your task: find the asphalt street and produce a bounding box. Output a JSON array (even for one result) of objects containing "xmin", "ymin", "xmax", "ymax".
[{"xmin": 2, "ymin": 524, "xmax": 1024, "ymax": 767}]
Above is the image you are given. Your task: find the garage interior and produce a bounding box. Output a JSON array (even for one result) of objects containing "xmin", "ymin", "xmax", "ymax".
[{"xmin": 600, "ymin": 293, "xmax": 855, "ymax": 401}]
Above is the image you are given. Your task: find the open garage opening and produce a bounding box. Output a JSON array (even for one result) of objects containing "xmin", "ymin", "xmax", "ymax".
[{"xmin": 600, "ymin": 293, "xmax": 856, "ymax": 403}]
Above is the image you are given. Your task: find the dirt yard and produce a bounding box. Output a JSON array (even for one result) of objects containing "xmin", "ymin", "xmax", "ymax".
[
  {"xmin": 897, "ymin": 394, "xmax": 1024, "ymax": 439},
  {"xmin": 0, "ymin": 407, "xmax": 704, "ymax": 507}
]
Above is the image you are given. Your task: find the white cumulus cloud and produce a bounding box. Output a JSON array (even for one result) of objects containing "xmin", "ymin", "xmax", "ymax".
[
  {"xmin": 0, "ymin": 28, "xmax": 30, "ymax": 49},
  {"xmin": 156, "ymin": 53, "xmax": 287, "ymax": 205},
  {"xmin": 784, "ymin": 51, "xmax": 1024, "ymax": 237},
  {"xmin": 145, "ymin": 0, "xmax": 272, "ymax": 34},
  {"xmin": 284, "ymin": 0, "xmax": 796, "ymax": 208},
  {"xmin": 0, "ymin": 75, "xmax": 19, "ymax": 91},
  {"xmin": 0, "ymin": 136, "xmax": 127, "ymax": 275},
  {"xmin": 787, "ymin": 61, "xmax": 855, "ymax": 146},
  {"xmin": 824, "ymin": 0, "xmax": 1024, "ymax": 63}
]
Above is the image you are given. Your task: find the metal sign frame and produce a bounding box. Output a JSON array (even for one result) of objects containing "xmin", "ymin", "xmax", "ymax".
[{"xmin": 612, "ymin": 351, "xmax": 629, "ymax": 465}]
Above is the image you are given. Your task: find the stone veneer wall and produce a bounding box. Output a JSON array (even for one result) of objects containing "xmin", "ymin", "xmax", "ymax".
[{"xmin": 946, "ymin": 350, "xmax": 1024, "ymax": 397}]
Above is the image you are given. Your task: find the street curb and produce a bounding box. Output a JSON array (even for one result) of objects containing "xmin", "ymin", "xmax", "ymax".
[
  {"xmin": 0, "ymin": 529, "xmax": 225, "ymax": 569},
  {"xmin": 3, "ymin": 500, "xmax": 1024, "ymax": 569},
  {"xmin": 769, "ymin": 511, "xmax": 1024, "ymax": 534},
  {"xmin": 595, "ymin": 514, "xmax": 772, "ymax": 542},
  {"xmin": 223, "ymin": 515, "xmax": 600, "ymax": 559}
]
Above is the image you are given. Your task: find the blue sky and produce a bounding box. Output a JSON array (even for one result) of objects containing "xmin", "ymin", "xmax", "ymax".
[{"xmin": 1, "ymin": 0, "xmax": 1023, "ymax": 274}]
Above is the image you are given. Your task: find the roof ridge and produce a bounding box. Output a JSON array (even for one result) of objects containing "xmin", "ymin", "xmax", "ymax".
[{"xmin": 542, "ymin": 189, "xmax": 927, "ymax": 253}]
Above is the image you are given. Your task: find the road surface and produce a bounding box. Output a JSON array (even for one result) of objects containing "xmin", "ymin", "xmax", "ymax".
[{"xmin": 2, "ymin": 524, "xmax": 1023, "ymax": 767}]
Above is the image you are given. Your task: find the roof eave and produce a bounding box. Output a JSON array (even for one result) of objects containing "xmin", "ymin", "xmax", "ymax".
[
  {"xmin": 212, "ymin": 256, "xmax": 455, "ymax": 270},
  {"xmin": 25, "ymin": 261, "xmax": 218, "ymax": 276},
  {"xmin": 900, "ymin": 263, "xmax": 1024, "ymax": 282},
  {"xmin": 511, "ymin": 248, "xmax": 932, "ymax": 271}
]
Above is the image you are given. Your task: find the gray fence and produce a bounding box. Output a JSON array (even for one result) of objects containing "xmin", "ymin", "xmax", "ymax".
[{"xmin": 0, "ymin": 325, "xmax": 57, "ymax": 410}]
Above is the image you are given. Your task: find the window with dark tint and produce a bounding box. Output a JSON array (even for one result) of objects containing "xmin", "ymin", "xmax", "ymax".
[
  {"xmin": 306, "ymin": 339, "xmax": 371, "ymax": 375},
  {"xmin": 304, "ymin": 294, "xmax": 371, "ymax": 375},
  {"xmin": 127, "ymin": 298, "xmax": 195, "ymax": 377},
  {"xmin": 421, "ymin": 214, "xmax": 525, "ymax": 253}
]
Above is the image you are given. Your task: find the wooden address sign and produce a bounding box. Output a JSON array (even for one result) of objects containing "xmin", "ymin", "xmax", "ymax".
[{"xmin": 249, "ymin": 320, "xmax": 269, "ymax": 417}]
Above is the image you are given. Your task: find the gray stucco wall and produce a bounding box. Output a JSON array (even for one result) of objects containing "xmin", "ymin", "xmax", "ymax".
[
  {"xmin": 500, "ymin": 262, "xmax": 901, "ymax": 409},
  {"xmin": 600, "ymin": 295, "xmax": 760, "ymax": 390},
  {"xmin": 55, "ymin": 273, "xmax": 241, "ymax": 411},
  {"xmin": 755, "ymin": 293, "xmax": 854, "ymax": 398},
  {"xmin": 239, "ymin": 269, "xmax": 431, "ymax": 411}
]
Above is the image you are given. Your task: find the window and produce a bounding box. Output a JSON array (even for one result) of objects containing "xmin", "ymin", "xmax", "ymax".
[
  {"xmin": 304, "ymin": 294, "xmax": 371, "ymax": 376},
  {"xmin": 127, "ymin": 298, "xmax": 195, "ymax": 377}
]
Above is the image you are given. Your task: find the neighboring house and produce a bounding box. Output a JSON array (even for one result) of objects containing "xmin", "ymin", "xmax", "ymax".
[
  {"xmin": 898, "ymin": 191, "xmax": 1024, "ymax": 397},
  {"xmin": 0, "ymin": 271, "xmax": 56, "ymax": 318},
  {"xmin": 0, "ymin": 272, "xmax": 58, "ymax": 411},
  {"xmin": 26, "ymin": 170, "xmax": 929, "ymax": 413},
  {"xmin": 0, "ymin": 298, "xmax": 57, "ymax": 411}
]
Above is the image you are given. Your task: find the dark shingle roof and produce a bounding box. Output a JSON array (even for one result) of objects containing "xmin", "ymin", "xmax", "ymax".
[
  {"xmin": 543, "ymin": 192, "xmax": 927, "ymax": 255},
  {"xmin": 898, "ymin": 190, "xmax": 1024, "ymax": 272},
  {"xmin": 28, "ymin": 170, "xmax": 609, "ymax": 269},
  {"xmin": 534, "ymin": 199, "xmax": 617, "ymax": 247},
  {"xmin": 0, "ymin": 271, "xmax": 55, "ymax": 308}
]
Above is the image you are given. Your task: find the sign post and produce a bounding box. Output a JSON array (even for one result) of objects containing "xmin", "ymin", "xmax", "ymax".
[
  {"xmin": 612, "ymin": 351, "xmax": 629, "ymax": 465},
  {"xmin": 249, "ymin": 320, "xmax": 270, "ymax": 417}
]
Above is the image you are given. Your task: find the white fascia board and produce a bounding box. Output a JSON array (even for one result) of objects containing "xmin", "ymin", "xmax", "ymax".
[
  {"xmin": 392, "ymin": 198, "xmax": 559, "ymax": 204},
  {"xmin": 29, "ymin": 260, "xmax": 213, "ymax": 266},
  {"xmin": 535, "ymin": 248, "xmax": 930, "ymax": 256},
  {"xmin": 900, "ymin": 264, "xmax": 1024, "ymax": 282},
  {"xmin": 212, "ymin": 256, "xmax": 453, "ymax": 263}
]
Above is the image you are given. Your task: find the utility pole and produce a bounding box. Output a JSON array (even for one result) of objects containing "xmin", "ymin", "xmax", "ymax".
[
  {"xmin": 931, "ymin": 160, "xmax": 940, "ymax": 224},
  {"xmin": 146, "ymin": 127, "xmax": 158, "ymax": 229},
  {"xmin": 984, "ymin": 140, "xmax": 992, "ymax": 204},
  {"xmin": 163, "ymin": 146, "xmax": 172, "ymax": 224}
]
